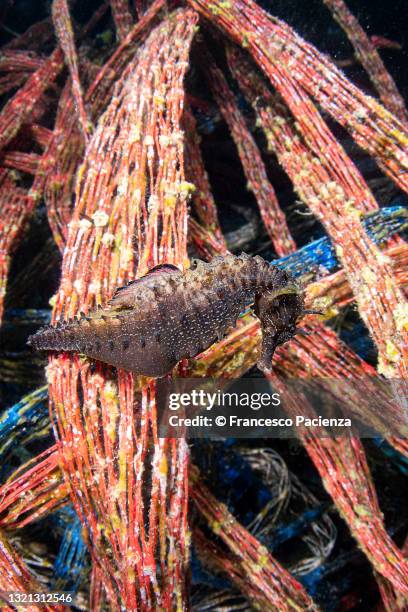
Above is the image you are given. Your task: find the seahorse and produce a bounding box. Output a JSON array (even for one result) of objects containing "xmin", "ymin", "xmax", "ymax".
[{"xmin": 27, "ymin": 253, "xmax": 309, "ymax": 376}]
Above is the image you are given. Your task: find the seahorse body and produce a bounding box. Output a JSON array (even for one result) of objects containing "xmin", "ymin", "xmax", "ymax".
[{"xmin": 27, "ymin": 254, "xmax": 305, "ymax": 376}]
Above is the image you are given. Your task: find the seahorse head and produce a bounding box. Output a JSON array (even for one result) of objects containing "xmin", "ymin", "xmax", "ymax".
[{"xmin": 254, "ymin": 282, "xmax": 305, "ymax": 374}]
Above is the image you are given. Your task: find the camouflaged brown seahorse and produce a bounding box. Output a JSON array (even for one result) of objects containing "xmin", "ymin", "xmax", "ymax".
[{"xmin": 28, "ymin": 253, "xmax": 308, "ymax": 376}]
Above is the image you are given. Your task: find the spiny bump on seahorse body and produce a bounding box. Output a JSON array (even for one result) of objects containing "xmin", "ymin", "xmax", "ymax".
[{"xmin": 27, "ymin": 254, "xmax": 308, "ymax": 377}]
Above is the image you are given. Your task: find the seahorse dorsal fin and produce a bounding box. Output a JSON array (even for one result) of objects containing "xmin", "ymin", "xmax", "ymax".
[
  {"xmin": 147, "ymin": 263, "xmax": 181, "ymax": 275},
  {"xmin": 108, "ymin": 263, "xmax": 182, "ymax": 308}
]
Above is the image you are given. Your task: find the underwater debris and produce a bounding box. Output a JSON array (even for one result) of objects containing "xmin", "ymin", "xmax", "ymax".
[{"xmin": 0, "ymin": 0, "xmax": 407, "ymax": 609}]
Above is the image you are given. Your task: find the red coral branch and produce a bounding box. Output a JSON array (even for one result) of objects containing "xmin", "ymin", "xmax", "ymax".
[
  {"xmin": 183, "ymin": 106, "xmax": 227, "ymax": 256},
  {"xmin": 187, "ymin": 0, "xmax": 408, "ymax": 193},
  {"xmin": 0, "ymin": 528, "xmax": 65, "ymax": 612},
  {"xmin": 190, "ymin": 467, "xmax": 319, "ymax": 611},
  {"xmin": 110, "ymin": 0, "xmax": 135, "ymax": 40},
  {"xmin": 227, "ymin": 46, "xmax": 407, "ymax": 378},
  {"xmin": 52, "ymin": 0, "xmax": 91, "ymax": 141},
  {"xmin": 46, "ymin": 10, "xmax": 198, "ymax": 609},
  {"xmin": 205, "ymin": 50, "xmax": 295, "ymax": 256},
  {"xmin": 0, "ymin": 170, "xmax": 29, "ymax": 321},
  {"xmin": 322, "ymin": 0, "xmax": 408, "ymax": 123},
  {"xmin": 0, "ymin": 48, "xmax": 64, "ymax": 153}
]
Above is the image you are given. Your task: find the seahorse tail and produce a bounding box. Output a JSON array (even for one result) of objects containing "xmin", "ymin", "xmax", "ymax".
[{"xmin": 27, "ymin": 322, "xmax": 78, "ymax": 352}]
